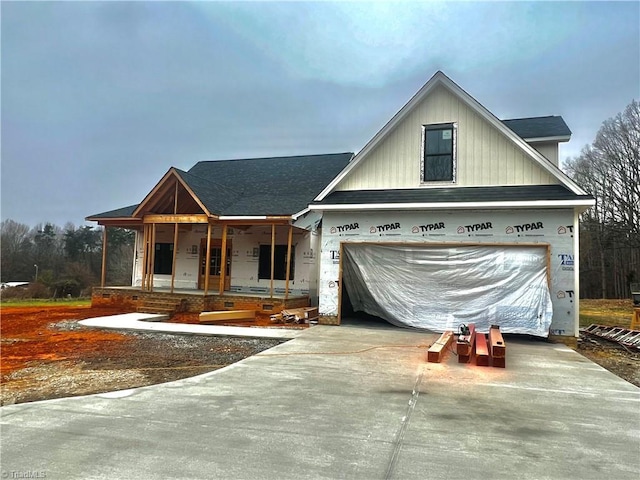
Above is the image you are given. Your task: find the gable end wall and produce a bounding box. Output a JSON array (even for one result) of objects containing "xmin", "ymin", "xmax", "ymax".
[{"xmin": 337, "ymin": 85, "xmax": 558, "ymax": 191}]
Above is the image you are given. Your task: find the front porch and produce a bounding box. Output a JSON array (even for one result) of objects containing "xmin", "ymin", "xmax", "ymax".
[{"xmin": 91, "ymin": 286, "xmax": 311, "ymax": 315}]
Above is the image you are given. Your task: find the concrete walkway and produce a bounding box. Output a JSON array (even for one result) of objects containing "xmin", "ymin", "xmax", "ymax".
[
  {"xmin": 1, "ymin": 323, "xmax": 639, "ymax": 480},
  {"xmin": 79, "ymin": 312, "xmax": 305, "ymax": 339}
]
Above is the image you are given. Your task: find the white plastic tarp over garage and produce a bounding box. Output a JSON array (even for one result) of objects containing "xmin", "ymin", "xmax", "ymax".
[{"xmin": 342, "ymin": 244, "xmax": 553, "ymax": 336}]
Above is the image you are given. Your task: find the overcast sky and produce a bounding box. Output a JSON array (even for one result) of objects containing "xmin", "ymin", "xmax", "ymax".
[{"xmin": 2, "ymin": 1, "xmax": 639, "ymax": 228}]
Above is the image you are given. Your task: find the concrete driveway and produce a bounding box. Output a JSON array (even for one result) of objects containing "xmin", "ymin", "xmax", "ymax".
[{"xmin": 1, "ymin": 323, "xmax": 639, "ymax": 480}]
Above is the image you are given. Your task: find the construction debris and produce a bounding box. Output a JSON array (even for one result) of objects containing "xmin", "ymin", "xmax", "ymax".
[
  {"xmin": 270, "ymin": 307, "xmax": 319, "ymax": 325},
  {"xmin": 581, "ymin": 324, "xmax": 640, "ymax": 351}
]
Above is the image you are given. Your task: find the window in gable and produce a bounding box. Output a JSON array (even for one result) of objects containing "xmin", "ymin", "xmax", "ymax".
[{"xmin": 422, "ymin": 123, "xmax": 457, "ymax": 183}]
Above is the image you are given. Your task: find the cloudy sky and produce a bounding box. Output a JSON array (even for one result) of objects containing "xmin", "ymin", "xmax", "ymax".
[{"xmin": 2, "ymin": 1, "xmax": 639, "ymax": 227}]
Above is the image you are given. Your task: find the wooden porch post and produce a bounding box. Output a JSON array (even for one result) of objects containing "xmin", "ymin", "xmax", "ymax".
[
  {"xmin": 219, "ymin": 224, "xmax": 228, "ymax": 295},
  {"xmin": 149, "ymin": 223, "xmax": 156, "ymax": 292},
  {"xmin": 270, "ymin": 223, "xmax": 275, "ymax": 299},
  {"xmin": 170, "ymin": 223, "xmax": 179, "ymax": 293},
  {"xmin": 100, "ymin": 227, "xmax": 108, "ymax": 288},
  {"xmin": 204, "ymin": 223, "xmax": 212, "ymax": 296},
  {"xmin": 170, "ymin": 180, "xmax": 179, "ymax": 293},
  {"xmin": 141, "ymin": 224, "xmax": 148, "ymax": 291},
  {"xmin": 285, "ymin": 225, "xmax": 293, "ymax": 300}
]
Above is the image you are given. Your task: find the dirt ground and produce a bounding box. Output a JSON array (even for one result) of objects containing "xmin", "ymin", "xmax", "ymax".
[
  {"xmin": 1, "ymin": 306, "xmax": 283, "ymax": 405},
  {"xmin": 1, "ymin": 305, "xmax": 638, "ymax": 406}
]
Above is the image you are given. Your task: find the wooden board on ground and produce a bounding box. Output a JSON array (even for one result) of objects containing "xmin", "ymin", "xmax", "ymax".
[
  {"xmin": 199, "ymin": 310, "xmax": 256, "ymax": 323},
  {"xmin": 427, "ymin": 331, "xmax": 454, "ymax": 363}
]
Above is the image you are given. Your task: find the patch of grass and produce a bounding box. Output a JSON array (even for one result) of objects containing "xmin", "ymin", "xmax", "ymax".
[
  {"xmin": 579, "ymin": 299, "xmax": 635, "ymax": 328},
  {"xmin": 0, "ymin": 298, "xmax": 91, "ymax": 308}
]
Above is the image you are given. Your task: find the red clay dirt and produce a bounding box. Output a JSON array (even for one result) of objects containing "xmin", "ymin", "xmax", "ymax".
[
  {"xmin": 1, "ymin": 306, "xmax": 283, "ymax": 405},
  {"xmin": 1, "ymin": 306, "xmax": 135, "ymax": 376}
]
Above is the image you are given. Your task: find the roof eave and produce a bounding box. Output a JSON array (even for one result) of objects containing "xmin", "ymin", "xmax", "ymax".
[
  {"xmin": 525, "ymin": 135, "xmax": 571, "ymax": 143},
  {"xmin": 310, "ymin": 199, "xmax": 595, "ymax": 211}
]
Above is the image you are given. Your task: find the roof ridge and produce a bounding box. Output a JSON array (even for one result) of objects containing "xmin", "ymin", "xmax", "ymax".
[
  {"xmin": 191, "ymin": 152, "xmax": 354, "ymax": 166},
  {"xmin": 501, "ymin": 115, "xmax": 561, "ymax": 121}
]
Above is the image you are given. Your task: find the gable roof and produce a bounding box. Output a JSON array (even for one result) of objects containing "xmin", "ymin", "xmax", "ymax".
[
  {"xmin": 502, "ymin": 116, "xmax": 571, "ymax": 141},
  {"xmin": 87, "ymin": 153, "xmax": 353, "ymax": 221},
  {"xmin": 315, "ymin": 71, "xmax": 587, "ymax": 200}
]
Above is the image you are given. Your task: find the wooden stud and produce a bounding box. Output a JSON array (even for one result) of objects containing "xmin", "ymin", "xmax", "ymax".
[
  {"xmin": 337, "ymin": 241, "xmax": 344, "ymax": 325},
  {"xmin": 140, "ymin": 225, "xmax": 147, "ymax": 290}
]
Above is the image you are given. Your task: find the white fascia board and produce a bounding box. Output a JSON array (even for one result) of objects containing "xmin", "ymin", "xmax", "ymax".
[
  {"xmin": 315, "ymin": 71, "xmax": 587, "ymax": 200},
  {"xmin": 525, "ymin": 135, "xmax": 571, "ymax": 143},
  {"xmin": 310, "ymin": 199, "xmax": 595, "ymax": 212},
  {"xmin": 292, "ymin": 207, "xmax": 310, "ymax": 220}
]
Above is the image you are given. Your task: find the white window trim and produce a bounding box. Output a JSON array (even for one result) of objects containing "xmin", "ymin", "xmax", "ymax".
[{"xmin": 420, "ymin": 122, "xmax": 457, "ymax": 185}]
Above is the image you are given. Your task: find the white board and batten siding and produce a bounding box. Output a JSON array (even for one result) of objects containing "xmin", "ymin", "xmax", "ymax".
[
  {"xmin": 336, "ymin": 85, "xmax": 558, "ymax": 191},
  {"xmin": 319, "ymin": 209, "xmax": 578, "ymax": 336}
]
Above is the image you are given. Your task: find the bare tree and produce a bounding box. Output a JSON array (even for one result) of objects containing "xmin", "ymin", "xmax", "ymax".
[{"xmin": 565, "ymin": 100, "xmax": 640, "ymax": 298}]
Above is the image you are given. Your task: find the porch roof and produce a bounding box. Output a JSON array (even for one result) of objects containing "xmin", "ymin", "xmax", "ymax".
[{"xmin": 87, "ymin": 153, "xmax": 353, "ymax": 221}]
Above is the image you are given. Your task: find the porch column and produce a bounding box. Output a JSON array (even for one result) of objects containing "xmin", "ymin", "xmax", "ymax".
[
  {"xmin": 285, "ymin": 225, "xmax": 293, "ymax": 300},
  {"xmin": 219, "ymin": 224, "xmax": 228, "ymax": 295},
  {"xmin": 170, "ymin": 180, "xmax": 179, "ymax": 293},
  {"xmin": 170, "ymin": 223, "xmax": 179, "ymax": 293},
  {"xmin": 141, "ymin": 224, "xmax": 148, "ymax": 291},
  {"xmin": 149, "ymin": 223, "xmax": 156, "ymax": 292},
  {"xmin": 204, "ymin": 223, "xmax": 212, "ymax": 296},
  {"xmin": 100, "ymin": 227, "xmax": 108, "ymax": 288},
  {"xmin": 270, "ymin": 223, "xmax": 275, "ymax": 299}
]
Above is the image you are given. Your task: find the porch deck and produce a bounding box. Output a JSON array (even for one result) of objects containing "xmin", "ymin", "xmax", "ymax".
[{"xmin": 91, "ymin": 286, "xmax": 311, "ymax": 315}]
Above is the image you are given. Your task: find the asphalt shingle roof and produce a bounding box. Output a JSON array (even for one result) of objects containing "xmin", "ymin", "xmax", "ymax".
[
  {"xmin": 313, "ymin": 185, "xmax": 592, "ymax": 206},
  {"xmin": 87, "ymin": 204, "xmax": 139, "ymax": 219},
  {"xmin": 501, "ymin": 116, "xmax": 571, "ymax": 140},
  {"xmin": 87, "ymin": 153, "xmax": 353, "ymax": 219}
]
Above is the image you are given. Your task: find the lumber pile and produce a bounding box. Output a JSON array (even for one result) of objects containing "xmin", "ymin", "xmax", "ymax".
[{"xmin": 270, "ymin": 307, "xmax": 319, "ymax": 324}]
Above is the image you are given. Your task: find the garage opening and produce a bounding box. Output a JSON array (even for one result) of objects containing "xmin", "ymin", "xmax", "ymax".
[{"xmin": 340, "ymin": 243, "xmax": 552, "ymax": 336}]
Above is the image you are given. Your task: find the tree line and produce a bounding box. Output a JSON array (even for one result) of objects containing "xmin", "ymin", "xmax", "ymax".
[
  {"xmin": 0, "ymin": 221, "xmax": 134, "ymax": 297},
  {"xmin": 565, "ymin": 99, "xmax": 639, "ymax": 299}
]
